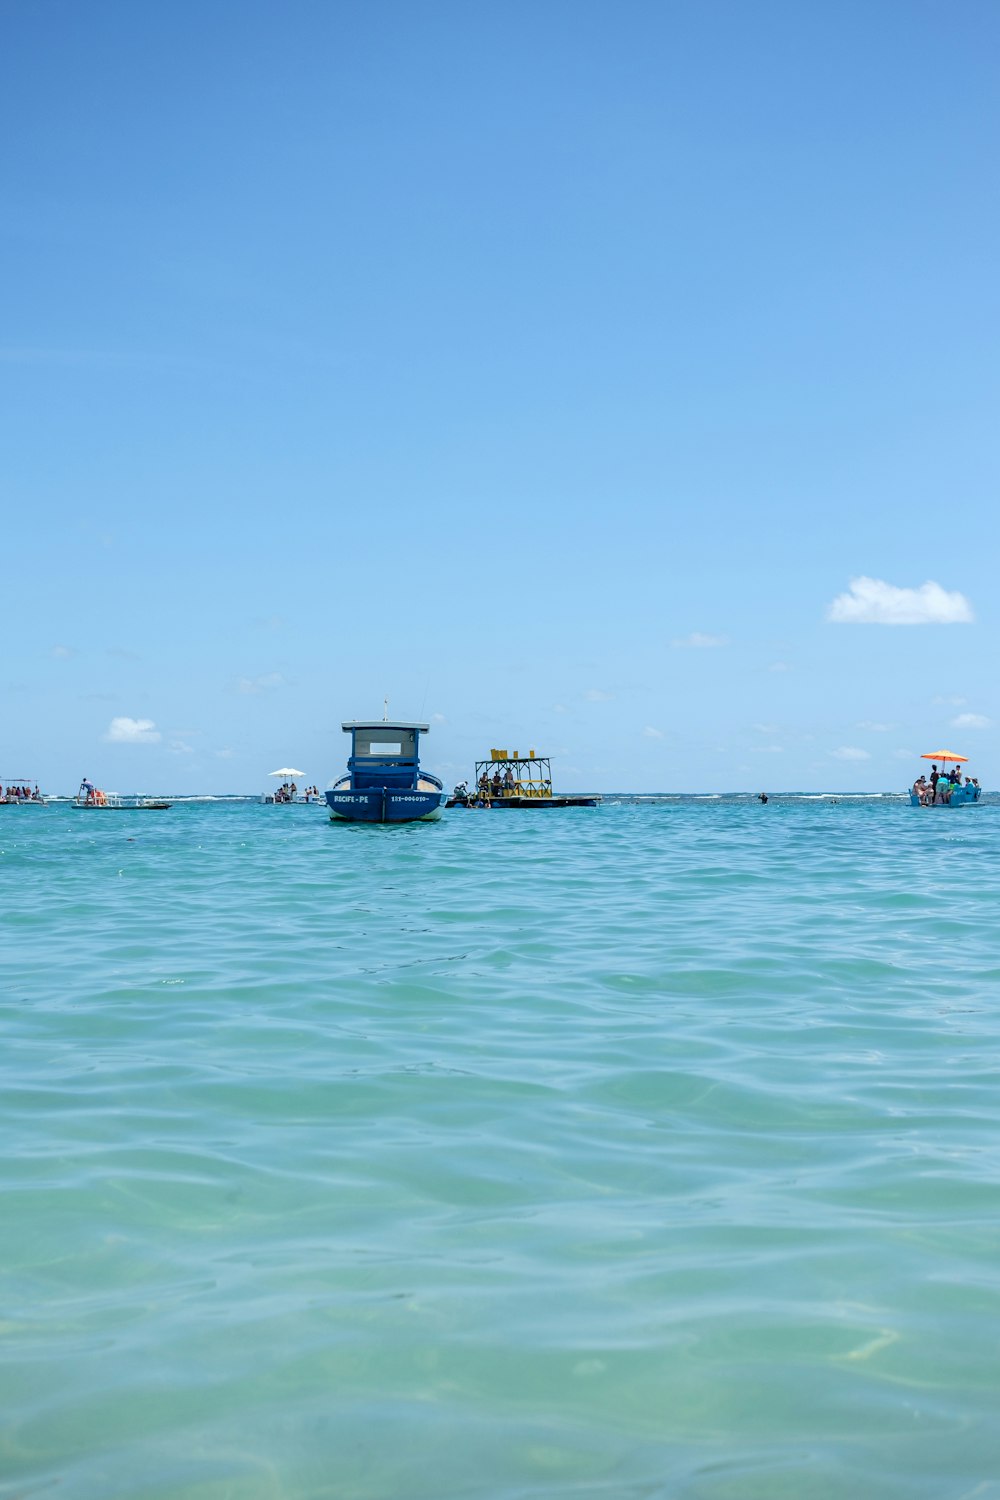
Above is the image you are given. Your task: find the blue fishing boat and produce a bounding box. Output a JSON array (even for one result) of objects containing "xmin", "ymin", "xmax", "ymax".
[
  {"xmin": 326, "ymin": 720, "xmax": 447, "ymax": 824},
  {"xmin": 909, "ymin": 750, "xmax": 981, "ymax": 806}
]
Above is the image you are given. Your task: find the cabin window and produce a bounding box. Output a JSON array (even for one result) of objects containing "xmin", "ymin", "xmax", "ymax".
[{"xmin": 354, "ymin": 730, "xmax": 416, "ymax": 758}]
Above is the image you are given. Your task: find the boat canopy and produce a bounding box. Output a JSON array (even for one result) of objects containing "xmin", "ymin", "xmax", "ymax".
[
  {"xmin": 343, "ymin": 722, "xmax": 428, "ymax": 760},
  {"xmin": 474, "ymin": 749, "xmax": 553, "ymax": 797},
  {"xmin": 342, "ymin": 722, "xmax": 429, "ymax": 733}
]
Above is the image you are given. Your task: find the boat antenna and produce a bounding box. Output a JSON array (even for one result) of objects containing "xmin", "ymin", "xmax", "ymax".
[{"xmin": 383, "ymin": 696, "xmax": 388, "ymax": 722}]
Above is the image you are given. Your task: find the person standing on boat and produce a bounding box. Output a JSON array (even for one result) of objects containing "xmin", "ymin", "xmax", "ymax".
[{"xmin": 929, "ymin": 765, "xmax": 940, "ymax": 800}]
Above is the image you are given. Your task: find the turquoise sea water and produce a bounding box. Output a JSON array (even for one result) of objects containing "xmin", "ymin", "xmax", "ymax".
[{"xmin": 3, "ymin": 795, "xmax": 1000, "ymax": 1500}]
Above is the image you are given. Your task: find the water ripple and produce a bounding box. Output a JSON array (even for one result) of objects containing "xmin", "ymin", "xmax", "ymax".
[{"xmin": 3, "ymin": 799, "xmax": 1000, "ymax": 1497}]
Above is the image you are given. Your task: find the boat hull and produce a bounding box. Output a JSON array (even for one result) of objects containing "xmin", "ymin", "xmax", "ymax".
[
  {"xmin": 70, "ymin": 804, "xmax": 171, "ymax": 811},
  {"xmin": 326, "ymin": 787, "xmax": 447, "ymax": 823},
  {"xmin": 909, "ymin": 786, "xmax": 981, "ymax": 806},
  {"xmin": 447, "ymin": 795, "xmax": 599, "ymax": 809}
]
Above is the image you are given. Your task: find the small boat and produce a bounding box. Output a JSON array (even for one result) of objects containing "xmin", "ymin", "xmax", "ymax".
[
  {"xmin": 326, "ymin": 720, "xmax": 446, "ymax": 823},
  {"xmin": 72, "ymin": 783, "xmax": 125, "ymax": 808},
  {"xmin": 909, "ymin": 750, "xmax": 981, "ymax": 807},
  {"xmin": 448, "ymin": 749, "xmax": 600, "ymax": 809},
  {"xmin": 72, "ymin": 780, "xmax": 171, "ymax": 810},
  {"xmin": 1, "ymin": 778, "xmax": 47, "ymax": 805},
  {"xmin": 261, "ymin": 770, "xmax": 322, "ymax": 804}
]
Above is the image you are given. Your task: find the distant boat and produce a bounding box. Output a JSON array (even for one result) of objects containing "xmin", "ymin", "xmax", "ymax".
[
  {"xmin": 262, "ymin": 768, "xmax": 322, "ymax": 804},
  {"xmin": 326, "ymin": 721, "xmax": 446, "ymax": 823},
  {"xmin": 448, "ymin": 749, "xmax": 600, "ymax": 809},
  {"xmin": 1, "ymin": 777, "xmax": 47, "ymax": 805},
  {"xmin": 72, "ymin": 780, "xmax": 171, "ymax": 810},
  {"xmin": 909, "ymin": 751, "xmax": 981, "ymax": 807}
]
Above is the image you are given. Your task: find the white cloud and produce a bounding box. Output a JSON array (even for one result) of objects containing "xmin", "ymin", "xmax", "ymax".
[
  {"xmin": 933, "ymin": 695, "xmax": 967, "ymax": 706},
  {"xmin": 671, "ymin": 632, "xmax": 728, "ymax": 648},
  {"xmin": 215, "ymin": 748, "xmax": 234, "ymax": 759},
  {"xmin": 431, "ymin": 713, "xmax": 446, "ymax": 724},
  {"xmin": 52, "ymin": 644, "xmax": 75, "ymax": 659},
  {"xmin": 552, "ymin": 703, "xmax": 567, "ymax": 714},
  {"xmin": 584, "ymin": 688, "xmax": 615, "ymax": 702},
  {"xmin": 237, "ymin": 672, "xmax": 286, "ymax": 694},
  {"xmin": 951, "ymin": 713, "xmax": 991, "ymax": 729},
  {"xmin": 104, "ymin": 716, "xmax": 161, "ymax": 744},
  {"xmin": 857, "ymin": 721, "xmax": 893, "ymax": 732},
  {"xmin": 167, "ymin": 739, "xmax": 194, "ymax": 754},
  {"xmin": 642, "ymin": 726, "xmax": 664, "ymax": 739},
  {"xmin": 754, "ymin": 723, "xmax": 779, "ymax": 735},
  {"xmin": 827, "ymin": 576, "xmax": 973, "ymax": 626},
  {"xmin": 892, "ymin": 749, "xmax": 915, "ymax": 760},
  {"xmin": 830, "ymin": 746, "xmax": 870, "ymax": 761},
  {"xmin": 768, "ymin": 661, "xmax": 791, "ymax": 673},
  {"xmin": 752, "ymin": 745, "xmax": 785, "ymax": 754}
]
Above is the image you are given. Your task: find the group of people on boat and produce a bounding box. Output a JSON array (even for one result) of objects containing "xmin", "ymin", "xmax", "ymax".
[
  {"xmin": 912, "ymin": 764, "xmax": 978, "ymax": 805},
  {"xmin": 457, "ymin": 769, "xmax": 520, "ymax": 806},
  {"xmin": 481, "ymin": 769, "xmax": 516, "ymax": 801},
  {"xmin": 1, "ymin": 782, "xmax": 42, "ymax": 802},
  {"xmin": 450, "ymin": 770, "xmax": 517, "ymax": 807},
  {"xmin": 272, "ymin": 781, "xmax": 320, "ymax": 802}
]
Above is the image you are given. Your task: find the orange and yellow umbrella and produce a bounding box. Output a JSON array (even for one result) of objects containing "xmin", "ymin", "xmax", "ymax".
[{"xmin": 921, "ymin": 750, "xmax": 968, "ymax": 763}]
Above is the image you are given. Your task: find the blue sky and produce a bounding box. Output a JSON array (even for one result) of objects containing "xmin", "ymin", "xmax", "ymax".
[{"xmin": 4, "ymin": 0, "xmax": 998, "ymax": 793}]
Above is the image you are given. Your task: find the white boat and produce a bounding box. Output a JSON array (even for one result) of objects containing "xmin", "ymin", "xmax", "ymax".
[
  {"xmin": 262, "ymin": 769, "xmax": 321, "ymax": 804},
  {"xmin": 0, "ymin": 777, "xmax": 47, "ymax": 805},
  {"xmin": 72, "ymin": 780, "xmax": 171, "ymax": 810}
]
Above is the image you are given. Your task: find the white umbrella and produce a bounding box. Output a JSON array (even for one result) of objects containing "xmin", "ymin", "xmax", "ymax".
[{"xmin": 269, "ymin": 768, "xmax": 305, "ymax": 777}]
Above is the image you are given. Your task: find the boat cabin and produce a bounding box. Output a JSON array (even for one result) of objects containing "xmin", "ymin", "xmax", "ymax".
[{"xmin": 343, "ymin": 721, "xmax": 429, "ymax": 792}]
